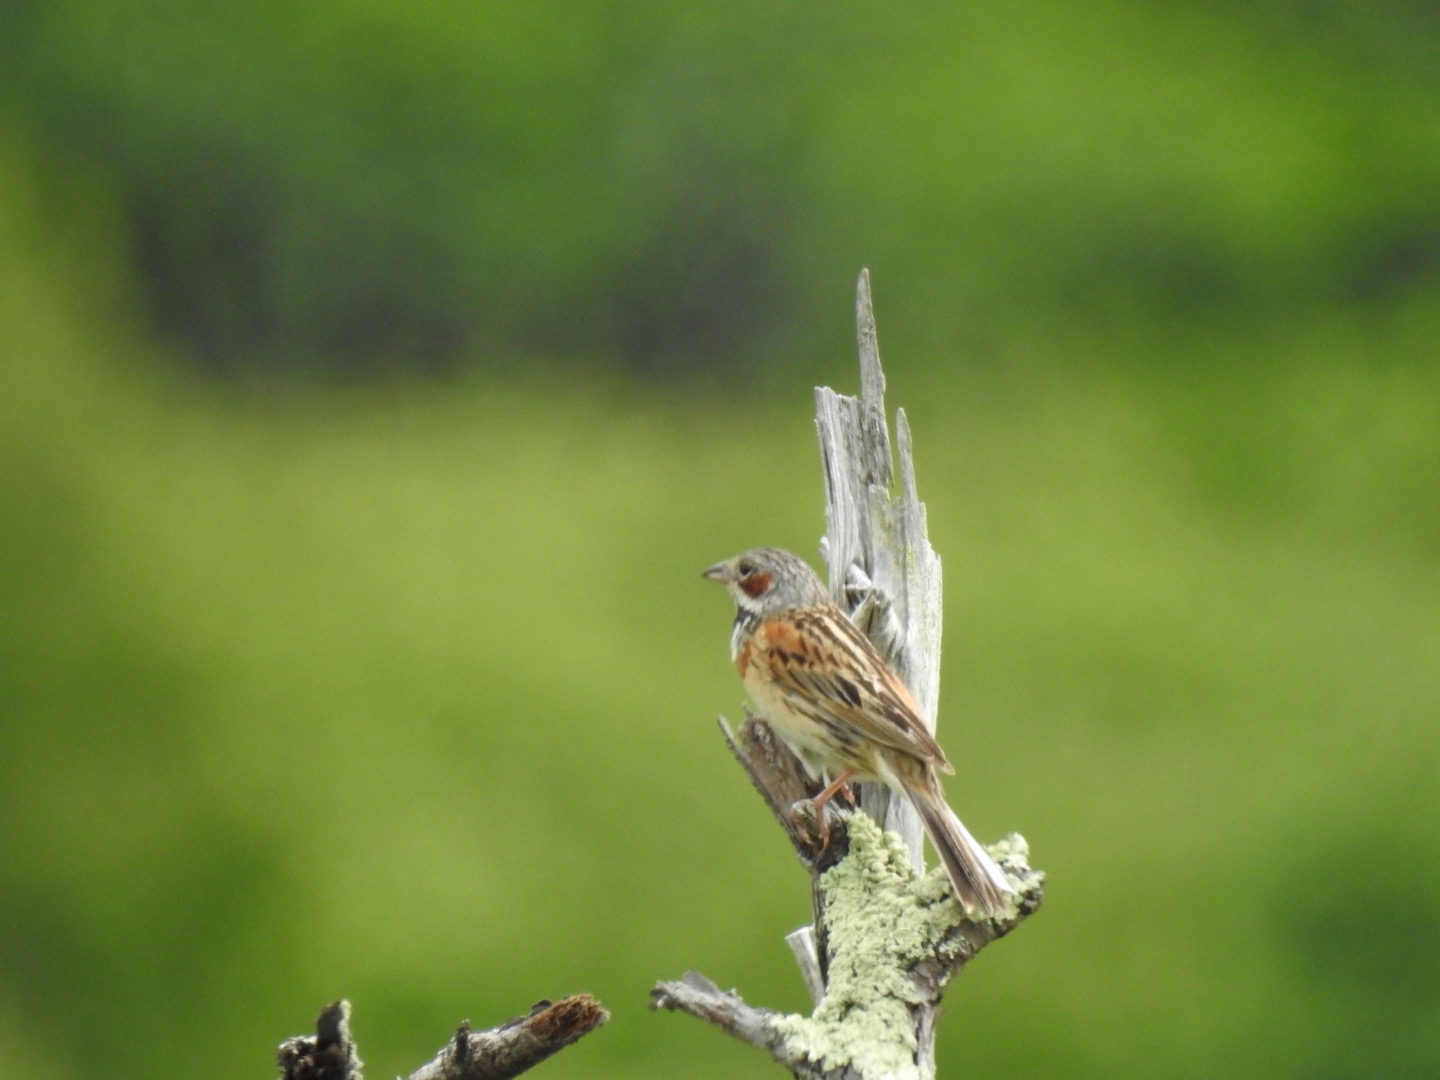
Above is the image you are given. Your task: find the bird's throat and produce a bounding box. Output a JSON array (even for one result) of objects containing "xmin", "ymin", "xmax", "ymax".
[{"xmin": 730, "ymin": 607, "xmax": 760, "ymax": 666}]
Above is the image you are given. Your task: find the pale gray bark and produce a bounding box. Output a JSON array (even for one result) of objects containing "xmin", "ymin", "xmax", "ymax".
[
  {"xmin": 652, "ymin": 271, "xmax": 1043, "ymax": 1080},
  {"xmin": 814, "ymin": 268, "xmax": 944, "ymax": 861}
]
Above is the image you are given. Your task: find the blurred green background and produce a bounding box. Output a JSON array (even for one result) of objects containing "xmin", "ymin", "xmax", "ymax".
[{"xmin": 2, "ymin": 3, "xmax": 1438, "ymax": 1078}]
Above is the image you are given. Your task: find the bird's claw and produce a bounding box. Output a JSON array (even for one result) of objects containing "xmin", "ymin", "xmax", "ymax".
[
  {"xmin": 843, "ymin": 564, "xmax": 904, "ymax": 660},
  {"xmin": 788, "ymin": 796, "xmax": 851, "ymax": 861}
]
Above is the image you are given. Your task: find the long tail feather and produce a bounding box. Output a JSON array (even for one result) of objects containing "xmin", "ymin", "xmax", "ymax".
[{"xmin": 909, "ymin": 780, "xmax": 1015, "ymax": 918}]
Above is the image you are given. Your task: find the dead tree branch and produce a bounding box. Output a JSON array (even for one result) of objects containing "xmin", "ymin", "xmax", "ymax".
[
  {"xmin": 278, "ymin": 996, "xmax": 609, "ymax": 1080},
  {"xmin": 652, "ymin": 270, "xmax": 1044, "ymax": 1079}
]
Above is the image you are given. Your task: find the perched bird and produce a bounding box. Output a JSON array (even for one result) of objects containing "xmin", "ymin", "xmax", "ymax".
[{"xmin": 703, "ymin": 546, "xmax": 1014, "ymax": 917}]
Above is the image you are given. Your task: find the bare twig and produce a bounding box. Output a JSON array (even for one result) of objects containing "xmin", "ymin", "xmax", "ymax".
[
  {"xmin": 650, "ymin": 972, "xmax": 798, "ymax": 1065},
  {"xmin": 277, "ymin": 997, "xmax": 608, "ymax": 1080},
  {"xmin": 785, "ymin": 926, "xmax": 826, "ymax": 1007},
  {"xmin": 408, "ymin": 996, "xmax": 610, "ymax": 1080},
  {"xmin": 717, "ymin": 714, "xmax": 854, "ymax": 875},
  {"xmin": 278, "ymin": 1001, "xmax": 362, "ymax": 1080}
]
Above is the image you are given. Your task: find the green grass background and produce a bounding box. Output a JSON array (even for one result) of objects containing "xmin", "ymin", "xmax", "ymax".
[{"xmin": 3, "ymin": 6, "xmax": 1440, "ymax": 1078}]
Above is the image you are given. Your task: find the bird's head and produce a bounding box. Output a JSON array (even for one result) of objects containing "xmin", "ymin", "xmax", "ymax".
[{"xmin": 702, "ymin": 547, "xmax": 829, "ymax": 616}]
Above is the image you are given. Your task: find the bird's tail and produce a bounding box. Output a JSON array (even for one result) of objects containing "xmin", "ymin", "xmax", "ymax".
[{"xmin": 909, "ymin": 779, "xmax": 1015, "ymax": 918}]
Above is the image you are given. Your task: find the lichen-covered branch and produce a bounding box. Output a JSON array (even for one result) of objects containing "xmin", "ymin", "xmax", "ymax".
[
  {"xmin": 277, "ymin": 996, "xmax": 609, "ymax": 1080},
  {"xmin": 651, "ymin": 815, "xmax": 1042, "ymax": 1080},
  {"xmin": 770, "ymin": 816, "xmax": 1040, "ymax": 1080}
]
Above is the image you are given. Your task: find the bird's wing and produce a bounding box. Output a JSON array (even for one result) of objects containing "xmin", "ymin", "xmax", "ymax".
[{"xmin": 753, "ymin": 608, "xmax": 953, "ymax": 771}]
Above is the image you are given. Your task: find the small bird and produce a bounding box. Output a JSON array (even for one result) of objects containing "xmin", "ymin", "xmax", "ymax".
[{"xmin": 703, "ymin": 546, "xmax": 1014, "ymax": 917}]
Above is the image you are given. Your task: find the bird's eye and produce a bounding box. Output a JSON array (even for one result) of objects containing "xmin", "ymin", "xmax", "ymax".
[{"xmin": 736, "ymin": 559, "xmax": 756, "ymax": 577}]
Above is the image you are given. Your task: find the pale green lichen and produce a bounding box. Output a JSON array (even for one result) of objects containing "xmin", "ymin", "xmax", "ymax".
[
  {"xmin": 767, "ymin": 815, "xmax": 973, "ymax": 1080},
  {"xmin": 988, "ymin": 832, "xmax": 1031, "ymax": 872}
]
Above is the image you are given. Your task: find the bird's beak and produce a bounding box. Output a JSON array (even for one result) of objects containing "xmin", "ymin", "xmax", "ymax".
[{"xmin": 701, "ymin": 561, "xmax": 731, "ymax": 584}]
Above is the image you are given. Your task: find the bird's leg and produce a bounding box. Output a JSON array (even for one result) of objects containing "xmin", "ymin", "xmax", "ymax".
[{"xmin": 809, "ymin": 769, "xmax": 855, "ymax": 853}]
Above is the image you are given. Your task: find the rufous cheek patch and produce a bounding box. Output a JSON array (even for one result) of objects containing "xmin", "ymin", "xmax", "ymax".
[{"xmin": 739, "ymin": 571, "xmax": 773, "ymax": 598}]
